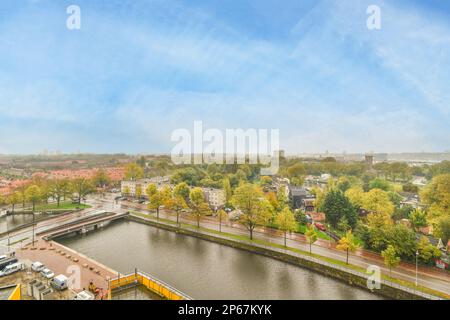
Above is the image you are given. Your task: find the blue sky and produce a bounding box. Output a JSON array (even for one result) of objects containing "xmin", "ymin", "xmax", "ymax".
[{"xmin": 0, "ymin": 0, "xmax": 449, "ymax": 154}]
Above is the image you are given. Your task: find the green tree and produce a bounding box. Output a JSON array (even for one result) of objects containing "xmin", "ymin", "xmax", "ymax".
[
  {"xmin": 417, "ymin": 236, "xmax": 441, "ymax": 265},
  {"xmin": 25, "ymin": 185, "xmax": 42, "ymax": 213},
  {"xmin": 173, "ymin": 182, "xmax": 190, "ymax": 200},
  {"xmin": 125, "ymin": 162, "xmax": 144, "ymax": 180},
  {"xmin": 217, "ymin": 209, "xmax": 228, "ymax": 233},
  {"xmin": 165, "ymin": 192, "xmax": 187, "ymax": 225},
  {"xmin": 223, "ymin": 177, "xmax": 232, "ymax": 204},
  {"xmin": 145, "ymin": 183, "xmax": 157, "ymax": 199},
  {"xmin": 71, "ymin": 178, "xmax": 93, "ymax": 204},
  {"xmin": 409, "ymin": 209, "xmax": 427, "ymax": 232},
  {"xmin": 135, "ymin": 184, "xmax": 143, "ymax": 200},
  {"xmin": 305, "ymin": 224, "xmax": 318, "ymax": 253},
  {"xmin": 381, "ymin": 245, "xmax": 400, "ymax": 277},
  {"xmin": 189, "ymin": 187, "xmax": 211, "ymax": 227},
  {"xmin": 369, "ymin": 178, "xmax": 391, "ymax": 191},
  {"xmin": 434, "ymin": 215, "xmax": 450, "ymax": 243},
  {"xmin": 50, "ymin": 179, "xmax": 70, "ymax": 207},
  {"xmin": 321, "ymin": 189, "xmax": 357, "ymax": 228},
  {"xmin": 336, "ymin": 230, "xmax": 359, "ymax": 264},
  {"xmin": 232, "ymin": 183, "xmax": 271, "ymax": 239},
  {"xmin": 420, "ymin": 174, "xmax": 450, "ymax": 219},
  {"xmin": 363, "ymin": 188, "xmax": 395, "ymax": 216},
  {"xmin": 148, "ymin": 189, "xmax": 167, "ymax": 220},
  {"xmin": 274, "ymin": 207, "xmax": 297, "ymax": 246},
  {"xmin": 7, "ymin": 192, "xmax": 20, "ymax": 214}
]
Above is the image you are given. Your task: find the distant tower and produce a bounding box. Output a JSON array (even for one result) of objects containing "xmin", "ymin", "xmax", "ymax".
[{"xmin": 365, "ymin": 154, "xmax": 374, "ymax": 170}]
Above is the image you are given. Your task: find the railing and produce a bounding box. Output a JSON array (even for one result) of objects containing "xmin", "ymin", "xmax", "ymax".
[{"xmin": 109, "ymin": 270, "xmax": 192, "ymax": 300}]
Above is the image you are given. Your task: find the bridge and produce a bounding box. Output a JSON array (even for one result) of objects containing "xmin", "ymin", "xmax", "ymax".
[{"xmin": 38, "ymin": 211, "xmax": 129, "ymax": 240}]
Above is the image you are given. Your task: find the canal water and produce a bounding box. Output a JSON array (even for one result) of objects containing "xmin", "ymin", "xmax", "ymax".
[
  {"xmin": 0, "ymin": 213, "xmax": 51, "ymax": 234},
  {"xmin": 57, "ymin": 220, "xmax": 383, "ymax": 300}
]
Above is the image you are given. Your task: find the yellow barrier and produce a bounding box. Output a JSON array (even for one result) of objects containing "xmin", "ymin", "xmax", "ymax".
[
  {"xmin": 109, "ymin": 271, "xmax": 191, "ymax": 300},
  {"xmin": 8, "ymin": 284, "xmax": 21, "ymax": 300}
]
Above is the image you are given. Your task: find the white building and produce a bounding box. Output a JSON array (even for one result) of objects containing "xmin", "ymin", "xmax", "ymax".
[
  {"xmin": 201, "ymin": 188, "xmax": 226, "ymax": 209},
  {"xmin": 121, "ymin": 176, "xmax": 171, "ymax": 197}
]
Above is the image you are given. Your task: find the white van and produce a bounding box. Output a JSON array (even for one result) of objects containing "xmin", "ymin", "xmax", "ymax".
[
  {"xmin": 50, "ymin": 274, "xmax": 68, "ymax": 291},
  {"xmin": 73, "ymin": 290, "xmax": 95, "ymax": 300},
  {"xmin": 31, "ymin": 261, "xmax": 45, "ymax": 272},
  {"xmin": 0, "ymin": 262, "xmax": 24, "ymax": 277}
]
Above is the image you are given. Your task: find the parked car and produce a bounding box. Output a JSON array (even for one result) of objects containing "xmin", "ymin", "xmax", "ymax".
[
  {"xmin": 314, "ymin": 222, "xmax": 326, "ymax": 231},
  {"xmin": 50, "ymin": 274, "xmax": 68, "ymax": 291},
  {"xmin": 40, "ymin": 268, "xmax": 55, "ymax": 279},
  {"xmin": 73, "ymin": 290, "xmax": 95, "ymax": 300},
  {"xmin": 31, "ymin": 261, "xmax": 45, "ymax": 272},
  {"xmin": 0, "ymin": 255, "xmax": 7, "ymax": 262},
  {"xmin": 0, "ymin": 262, "xmax": 24, "ymax": 277},
  {"xmin": 0, "ymin": 258, "xmax": 18, "ymax": 271}
]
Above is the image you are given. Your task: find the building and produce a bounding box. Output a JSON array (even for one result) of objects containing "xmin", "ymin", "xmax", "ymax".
[
  {"xmin": 289, "ymin": 186, "xmax": 308, "ymax": 209},
  {"xmin": 201, "ymin": 188, "xmax": 226, "ymax": 209},
  {"xmin": 121, "ymin": 176, "xmax": 171, "ymax": 197}
]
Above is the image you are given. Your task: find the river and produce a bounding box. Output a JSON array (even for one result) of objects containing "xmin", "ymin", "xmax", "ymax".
[{"xmin": 57, "ymin": 220, "xmax": 383, "ymax": 300}]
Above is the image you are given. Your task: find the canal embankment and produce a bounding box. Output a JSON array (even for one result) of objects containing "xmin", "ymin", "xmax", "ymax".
[{"xmin": 126, "ymin": 213, "xmax": 445, "ymax": 300}]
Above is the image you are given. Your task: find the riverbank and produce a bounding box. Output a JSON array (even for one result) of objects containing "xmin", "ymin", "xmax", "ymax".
[{"xmin": 127, "ymin": 213, "xmax": 447, "ymax": 300}]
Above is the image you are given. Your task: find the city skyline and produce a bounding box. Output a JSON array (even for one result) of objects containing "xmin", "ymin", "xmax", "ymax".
[{"xmin": 1, "ymin": 0, "xmax": 449, "ymax": 154}]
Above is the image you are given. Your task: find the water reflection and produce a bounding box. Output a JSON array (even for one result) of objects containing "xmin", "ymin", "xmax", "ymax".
[{"xmin": 57, "ymin": 220, "xmax": 383, "ymax": 300}]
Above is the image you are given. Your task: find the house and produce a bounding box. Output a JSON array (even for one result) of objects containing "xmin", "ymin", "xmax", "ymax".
[
  {"xmin": 201, "ymin": 188, "xmax": 226, "ymax": 209},
  {"xmin": 121, "ymin": 176, "xmax": 171, "ymax": 197},
  {"xmin": 302, "ymin": 198, "xmax": 315, "ymax": 212},
  {"xmin": 289, "ymin": 186, "xmax": 308, "ymax": 209}
]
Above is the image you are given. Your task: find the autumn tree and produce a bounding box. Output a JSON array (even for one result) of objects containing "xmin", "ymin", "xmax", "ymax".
[
  {"xmin": 50, "ymin": 179, "xmax": 70, "ymax": 207},
  {"xmin": 165, "ymin": 190, "xmax": 187, "ymax": 225},
  {"xmin": 71, "ymin": 178, "xmax": 93, "ymax": 204},
  {"xmin": 336, "ymin": 230, "xmax": 359, "ymax": 264},
  {"xmin": 125, "ymin": 162, "xmax": 144, "ymax": 180},
  {"xmin": 25, "ymin": 185, "xmax": 42, "ymax": 213},
  {"xmin": 381, "ymin": 245, "xmax": 400, "ymax": 277},
  {"xmin": 231, "ymin": 183, "xmax": 271, "ymax": 240},
  {"xmin": 7, "ymin": 192, "xmax": 20, "ymax": 214},
  {"xmin": 275, "ymin": 207, "xmax": 297, "ymax": 246},
  {"xmin": 305, "ymin": 224, "xmax": 318, "ymax": 253},
  {"xmin": 148, "ymin": 188, "xmax": 168, "ymax": 220},
  {"xmin": 217, "ymin": 209, "xmax": 228, "ymax": 232},
  {"xmin": 189, "ymin": 187, "xmax": 211, "ymax": 227}
]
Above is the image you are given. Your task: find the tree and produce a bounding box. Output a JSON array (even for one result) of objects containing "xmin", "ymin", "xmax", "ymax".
[
  {"xmin": 337, "ymin": 216, "xmax": 350, "ymax": 233},
  {"xmin": 71, "ymin": 178, "xmax": 93, "ymax": 204},
  {"xmin": 277, "ymin": 186, "xmax": 288, "ymax": 210},
  {"xmin": 123, "ymin": 186, "xmax": 131, "ymax": 198},
  {"xmin": 336, "ymin": 230, "xmax": 359, "ymax": 264},
  {"xmin": 125, "ymin": 162, "xmax": 144, "ymax": 180},
  {"xmin": 223, "ymin": 177, "xmax": 232, "ymax": 204},
  {"xmin": 305, "ymin": 224, "xmax": 318, "ymax": 253},
  {"xmin": 381, "ymin": 245, "xmax": 400, "ymax": 277},
  {"xmin": 7, "ymin": 192, "xmax": 20, "ymax": 214},
  {"xmin": 165, "ymin": 192, "xmax": 187, "ymax": 225},
  {"xmin": 260, "ymin": 176, "xmax": 273, "ymax": 188},
  {"xmin": 420, "ymin": 174, "xmax": 450, "ymax": 219},
  {"xmin": 148, "ymin": 189, "xmax": 167, "ymax": 220},
  {"xmin": 173, "ymin": 182, "xmax": 190, "ymax": 200},
  {"xmin": 417, "ymin": 236, "xmax": 441, "ymax": 265},
  {"xmin": 362, "ymin": 188, "xmax": 394, "ymax": 216},
  {"xmin": 217, "ymin": 209, "xmax": 228, "ymax": 232},
  {"xmin": 337, "ymin": 176, "xmax": 352, "ymax": 192},
  {"xmin": 321, "ymin": 189, "xmax": 357, "ymax": 228},
  {"xmin": 409, "ymin": 209, "xmax": 427, "ymax": 232},
  {"xmin": 145, "ymin": 183, "xmax": 157, "ymax": 199},
  {"xmin": 275, "ymin": 207, "xmax": 297, "ymax": 246},
  {"xmin": 92, "ymin": 169, "xmax": 111, "ymax": 197},
  {"xmin": 232, "ymin": 183, "xmax": 271, "ymax": 239},
  {"xmin": 50, "ymin": 179, "xmax": 70, "ymax": 207},
  {"xmin": 434, "ymin": 215, "xmax": 450, "ymax": 243},
  {"xmin": 189, "ymin": 187, "xmax": 211, "ymax": 227},
  {"xmin": 135, "ymin": 184, "xmax": 143, "ymax": 200},
  {"xmin": 25, "ymin": 185, "xmax": 42, "ymax": 213},
  {"xmin": 368, "ymin": 178, "xmax": 391, "ymax": 191}
]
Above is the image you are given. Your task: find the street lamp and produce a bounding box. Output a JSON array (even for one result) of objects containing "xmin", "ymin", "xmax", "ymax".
[{"xmin": 415, "ymin": 250, "xmax": 419, "ymax": 286}]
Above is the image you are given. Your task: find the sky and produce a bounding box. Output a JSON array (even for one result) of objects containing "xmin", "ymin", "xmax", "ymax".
[{"xmin": 0, "ymin": 0, "xmax": 449, "ymax": 154}]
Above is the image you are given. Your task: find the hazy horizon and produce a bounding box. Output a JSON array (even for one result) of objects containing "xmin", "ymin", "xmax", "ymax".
[{"xmin": 1, "ymin": 0, "xmax": 449, "ymax": 154}]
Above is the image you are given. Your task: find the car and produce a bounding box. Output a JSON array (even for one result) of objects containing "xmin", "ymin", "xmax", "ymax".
[
  {"xmin": 0, "ymin": 262, "xmax": 24, "ymax": 277},
  {"xmin": 31, "ymin": 261, "xmax": 45, "ymax": 272},
  {"xmin": 40, "ymin": 268, "xmax": 55, "ymax": 279},
  {"xmin": 314, "ymin": 222, "xmax": 326, "ymax": 232},
  {"xmin": 0, "ymin": 255, "xmax": 7, "ymax": 262},
  {"xmin": 73, "ymin": 290, "xmax": 95, "ymax": 300},
  {"xmin": 0, "ymin": 258, "xmax": 18, "ymax": 271}
]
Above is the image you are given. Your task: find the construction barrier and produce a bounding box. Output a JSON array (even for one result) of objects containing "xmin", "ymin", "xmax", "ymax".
[
  {"xmin": 109, "ymin": 270, "xmax": 192, "ymax": 300},
  {"xmin": 8, "ymin": 284, "xmax": 21, "ymax": 300}
]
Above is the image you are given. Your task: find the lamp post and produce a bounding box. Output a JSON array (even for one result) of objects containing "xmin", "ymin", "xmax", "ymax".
[{"xmin": 415, "ymin": 250, "xmax": 419, "ymax": 286}]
